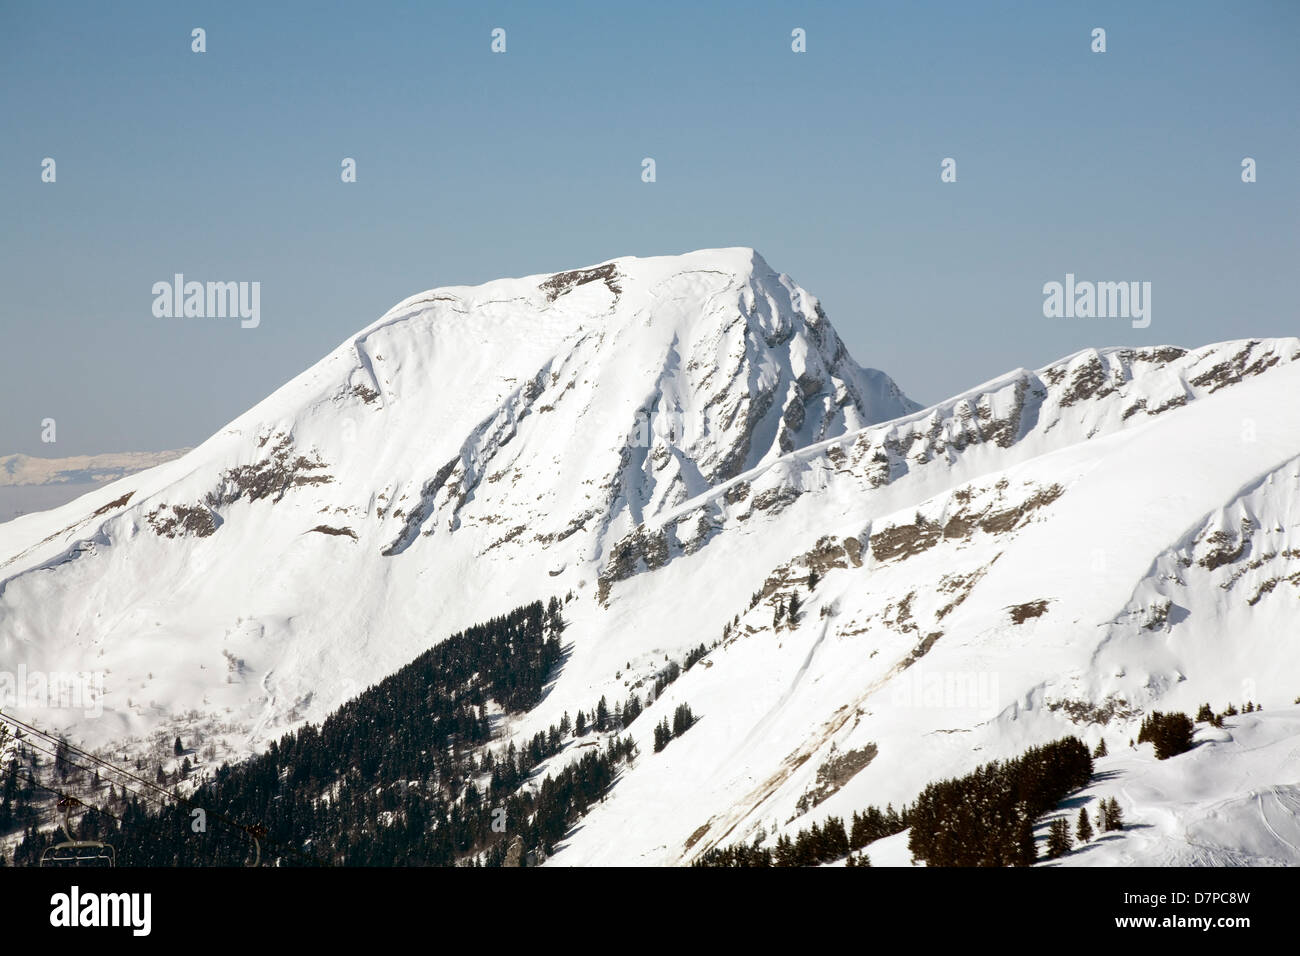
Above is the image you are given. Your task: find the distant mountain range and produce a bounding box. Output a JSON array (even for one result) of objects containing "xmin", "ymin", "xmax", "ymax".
[{"xmin": 0, "ymin": 450, "xmax": 188, "ymax": 522}]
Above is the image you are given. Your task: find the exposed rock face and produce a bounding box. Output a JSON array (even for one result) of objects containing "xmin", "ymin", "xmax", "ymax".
[
  {"xmin": 146, "ymin": 504, "xmax": 217, "ymax": 539},
  {"xmin": 1008, "ymin": 599, "xmax": 1050, "ymax": 624},
  {"xmin": 204, "ymin": 436, "xmax": 332, "ymax": 509},
  {"xmin": 591, "ymin": 339, "xmax": 1299, "ymax": 601},
  {"xmin": 3, "ymin": 244, "xmax": 1300, "ymax": 871},
  {"xmin": 796, "ymin": 744, "xmax": 878, "ymax": 812},
  {"xmin": 539, "ymin": 262, "xmax": 622, "ymax": 302}
]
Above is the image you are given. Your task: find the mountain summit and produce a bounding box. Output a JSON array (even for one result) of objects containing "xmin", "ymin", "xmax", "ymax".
[
  {"xmin": 0, "ymin": 248, "xmax": 916, "ymax": 742},
  {"xmin": 3, "ymin": 250, "xmax": 1299, "ymax": 867}
]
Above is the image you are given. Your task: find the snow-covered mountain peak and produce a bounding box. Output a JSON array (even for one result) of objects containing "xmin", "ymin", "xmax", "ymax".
[
  {"xmin": 5, "ymin": 250, "xmax": 1299, "ymax": 869},
  {"xmin": 0, "ymin": 249, "xmax": 916, "ymax": 746}
]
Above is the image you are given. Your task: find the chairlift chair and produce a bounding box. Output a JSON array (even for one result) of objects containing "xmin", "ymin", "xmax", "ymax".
[
  {"xmin": 39, "ymin": 840, "xmax": 116, "ymax": 867},
  {"xmin": 39, "ymin": 796, "xmax": 116, "ymax": 867}
]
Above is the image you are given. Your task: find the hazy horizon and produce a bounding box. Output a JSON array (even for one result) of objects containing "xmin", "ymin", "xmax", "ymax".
[{"xmin": 3, "ymin": 1, "xmax": 1297, "ymax": 457}]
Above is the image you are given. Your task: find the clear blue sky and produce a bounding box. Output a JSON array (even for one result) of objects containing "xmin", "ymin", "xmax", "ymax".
[{"xmin": 2, "ymin": 1, "xmax": 1297, "ymax": 456}]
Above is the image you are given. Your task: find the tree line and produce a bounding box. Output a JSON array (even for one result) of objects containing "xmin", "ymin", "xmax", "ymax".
[
  {"xmin": 7, "ymin": 598, "xmax": 639, "ymax": 867},
  {"xmin": 694, "ymin": 803, "xmax": 907, "ymax": 867},
  {"xmin": 907, "ymin": 737, "xmax": 1094, "ymax": 866}
]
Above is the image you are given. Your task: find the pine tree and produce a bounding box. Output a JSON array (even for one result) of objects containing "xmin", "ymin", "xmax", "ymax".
[
  {"xmin": 1102, "ymin": 797, "xmax": 1125, "ymax": 832},
  {"xmin": 1045, "ymin": 817, "xmax": 1072, "ymax": 859},
  {"xmin": 787, "ymin": 592, "xmax": 802, "ymax": 623},
  {"xmin": 653, "ymin": 718, "xmax": 672, "ymax": 753},
  {"xmin": 595, "ymin": 696, "xmax": 609, "ymax": 733},
  {"xmin": 174, "ymin": 736, "xmax": 184, "ymax": 756},
  {"xmin": 1093, "ymin": 738, "xmax": 1108, "ymax": 758},
  {"xmin": 1137, "ymin": 711, "xmax": 1195, "ymax": 760},
  {"xmin": 823, "ymin": 816, "xmax": 850, "ymax": 860},
  {"xmin": 1015, "ymin": 817, "xmax": 1037, "ymax": 866},
  {"xmin": 672, "ymin": 702, "xmax": 695, "ymax": 737},
  {"xmin": 773, "ymin": 834, "xmax": 796, "ymax": 867},
  {"xmin": 1076, "ymin": 807, "xmax": 1093, "ymax": 843}
]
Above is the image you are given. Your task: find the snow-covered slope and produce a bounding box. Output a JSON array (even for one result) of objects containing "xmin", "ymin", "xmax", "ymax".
[
  {"xmin": 855, "ymin": 707, "xmax": 1300, "ymax": 868},
  {"xmin": 1, "ymin": 248, "xmax": 1297, "ymax": 867},
  {"xmin": 0, "ymin": 248, "xmax": 915, "ymax": 747},
  {"xmin": 544, "ymin": 337, "xmax": 1300, "ymax": 866},
  {"xmin": 1055, "ymin": 709, "xmax": 1300, "ymax": 867}
]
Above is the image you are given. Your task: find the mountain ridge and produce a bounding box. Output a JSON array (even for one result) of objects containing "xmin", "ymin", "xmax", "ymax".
[{"xmin": 2, "ymin": 249, "xmax": 1297, "ymax": 867}]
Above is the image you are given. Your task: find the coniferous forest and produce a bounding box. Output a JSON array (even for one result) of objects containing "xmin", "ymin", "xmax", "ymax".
[
  {"xmin": 697, "ymin": 736, "xmax": 1094, "ymax": 867},
  {"xmin": 906, "ymin": 736, "xmax": 1093, "ymax": 866},
  {"xmin": 5, "ymin": 607, "xmax": 1109, "ymax": 870},
  {"xmin": 693, "ymin": 803, "xmax": 907, "ymax": 867},
  {"xmin": 1136, "ymin": 711, "xmax": 1196, "ymax": 760},
  {"xmin": 5, "ymin": 598, "xmax": 640, "ymax": 867}
]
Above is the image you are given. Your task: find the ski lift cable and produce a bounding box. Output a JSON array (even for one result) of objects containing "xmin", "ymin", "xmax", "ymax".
[
  {"xmin": 5, "ymin": 714, "xmax": 310, "ymax": 865},
  {"xmin": 17, "ymin": 770, "xmax": 126, "ymax": 824},
  {"xmin": 11, "ymin": 735, "xmax": 236, "ymax": 868},
  {"xmin": 1, "ymin": 711, "xmax": 198, "ymax": 806},
  {"xmin": 6, "ymin": 712, "xmax": 291, "ymax": 868},
  {"xmin": 8, "ymin": 722, "xmax": 285, "ymax": 868},
  {"xmin": 8, "ymin": 724, "xmax": 258, "ymax": 868},
  {"xmin": 5, "ymin": 724, "xmax": 176, "ymax": 809},
  {"xmin": 9, "ymin": 725, "xmax": 169, "ymax": 804},
  {"xmin": 2, "ymin": 710, "xmax": 323, "ymax": 866},
  {"xmin": 21, "ymin": 772, "xmax": 120, "ymax": 868},
  {"xmin": 16, "ymin": 770, "xmax": 217, "ymax": 868},
  {"xmin": 1, "ymin": 710, "xmax": 230, "ymax": 820},
  {"xmin": 1, "ymin": 710, "xmax": 326, "ymax": 866},
  {"xmin": 14, "ymin": 734, "xmax": 176, "ymax": 816}
]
